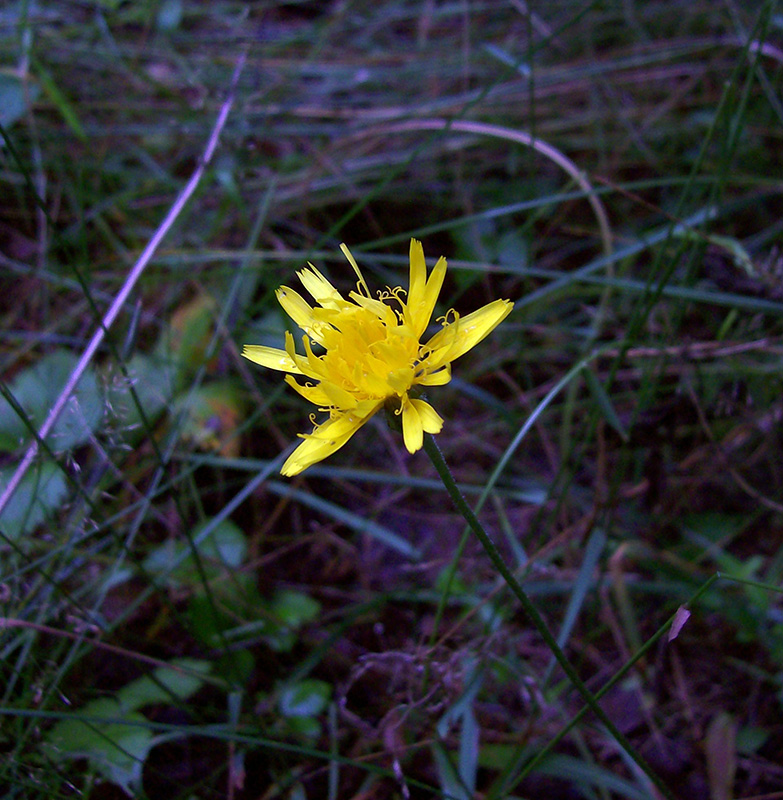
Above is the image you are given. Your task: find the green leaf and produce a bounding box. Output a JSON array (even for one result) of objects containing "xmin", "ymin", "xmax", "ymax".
[
  {"xmin": 174, "ymin": 382, "xmax": 243, "ymax": 457},
  {"xmin": 187, "ymin": 592, "xmax": 231, "ymax": 648},
  {"xmin": 433, "ymin": 743, "xmax": 470, "ymax": 800},
  {"xmin": 218, "ymin": 649, "xmax": 255, "ymax": 686},
  {"xmin": 105, "ymin": 353, "xmax": 174, "ymax": 440},
  {"xmin": 480, "ymin": 748, "xmax": 653, "ymax": 800},
  {"xmin": 186, "ymin": 583, "xmax": 314, "ymax": 652},
  {"xmin": 434, "ymin": 662, "xmax": 482, "ymax": 800},
  {"xmin": 44, "ymin": 659, "xmax": 212, "ymax": 795},
  {"xmin": 0, "ymin": 350, "xmax": 103, "ymax": 453},
  {"xmin": 736, "ymin": 726, "xmax": 769, "ymax": 755},
  {"xmin": 682, "ymin": 512, "xmax": 747, "ymax": 545},
  {"xmin": 457, "ymin": 705, "xmax": 479, "ymax": 797},
  {"xmin": 195, "ymin": 518, "xmax": 247, "ymax": 567},
  {"xmin": 143, "ymin": 518, "xmax": 248, "ymax": 586},
  {"xmin": 0, "ymin": 460, "xmax": 68, "ymax": 542},
  {"xmin": 278, "ymin": 680, "xmax": 331, "ymax": 718},
  {"xmin": 272, "ymin": 589, "xmax": 321, "ymax": 628},
  {"xmin": 187, "ymin": 571, "xmax": 260, "ymax": 648},
  {"xmin": 44, "ymin": 698, "xmax": 152, "ymax": 796},
  {"xmin": 285, "ymin": 715, "xmax": 321, "ymax": 738},
  {"xmin": 167, "ymin": 294, "xmax": 217, "ymax": 387},
  {"xmin": 0, "ymin": 70, "xmax": 39, "ymax": 129},
  {"xmin": 116, "ymin": 659, "xmax": 211, "ymax": 712}
]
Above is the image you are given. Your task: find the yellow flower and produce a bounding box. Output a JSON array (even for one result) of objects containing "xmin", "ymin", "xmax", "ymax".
[{"xmin": 242, "ymin": 239, "xmax": 513, "ymax": 476}]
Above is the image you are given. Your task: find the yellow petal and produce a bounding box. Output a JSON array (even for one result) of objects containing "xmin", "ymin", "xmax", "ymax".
[
  {"xmin": 411, "ymin": 398, "xmax": 443, "ymax": 434},
  {"xmin": 407, "ymin": 239, "xmax": 447, "ymax": 338},
  {"xmin": 320, "ymin": 381, "xmax": 359, "ymax": 410},
  {"xmin": 340, "ymin": 243, "xmax": 371, "ymax": 297},
  {"xmin": 282, "ymin": 436, "xmax": 342, "ymax": 476},
  {"xmin": 242, "ymin": 344, "xmax": 303, "ymax": 374},
  {"xmin": 417, "ymin": 364, "xmax": 451, "ymax": 386},
  {"xmin": 421, "ymin": 315, "xmax": 461, "ymax": 370},
  {"xmin": 401, "ymin": 398, "xmax": 423, "ymax": 453},
  {"xmin": 353, "ymin": 359, "xmax": 393, "ymax": 396},
  {"xmin": 407, "ymin": 239, "xmax": 427, "ymax": 315},
  {"xmin": 297, "ymin": 265, "xmax": 345, "ymax": 308},
  {"xmin": 276, "ymin": 286, "xmax": 327, "ymax": 344},
  {"xmin": 425, "ymin": 299, "xmax": 513, "ymax": 363},
  {"xmin": 418, "ymin": 255, "xmax": 447, "ymax": 335},
  {"xmin": 280, "ymin": 409, "xmax": 374, "ymax": 476},
  {"xmin": 285, "ymin": 331, "xmax": 321, "ymax": 379},
  {"xmin": 347, "ymin": 291, "xmax": 393, "ymax": 322},
  {"xmin": 301, "ymin": 335, "xmax": 326, "ymax": 375},
  {"xmin": 285, "ymin": 375, "xmax": 330, "ymax": 406},
  {"xmin": 310, "ymin": 403, "xmax": 380, "ymax": 440},
  {"xmin": 386, "ymin": 365, "xmax": 415, "ymax": 395}
]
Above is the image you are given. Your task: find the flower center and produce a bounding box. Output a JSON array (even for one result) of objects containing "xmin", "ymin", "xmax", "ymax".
[{"xmin": 318, "ymin": 290, "xmax": 424, "ymax": 401}]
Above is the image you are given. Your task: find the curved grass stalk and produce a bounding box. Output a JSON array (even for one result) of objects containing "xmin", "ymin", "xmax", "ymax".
[
  {"xmin": 372, "ymin": 119, "xmax": 613, "ymax": 265},
  {"xmin": 346, "ymin": 118, "xmax": 614, "ymax": 343}
]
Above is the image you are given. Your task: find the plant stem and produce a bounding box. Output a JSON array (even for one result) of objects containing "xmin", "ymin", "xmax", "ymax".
[{"xmin": 423, "ymin": 433, "xmax": 674, "ymax": 800}]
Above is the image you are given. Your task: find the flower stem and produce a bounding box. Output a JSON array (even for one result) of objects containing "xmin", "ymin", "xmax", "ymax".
[{"xmin": 422, "ymin": 433, "xmax": 674, "ymax": 800}]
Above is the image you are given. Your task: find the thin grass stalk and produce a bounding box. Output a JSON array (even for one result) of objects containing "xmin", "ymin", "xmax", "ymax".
[
  {"xmin": 505, "ymin": 574, "xmax": 722, "ymax": 793},
  {"xmin": 422, "ymin": 433, "xmax": 675, "ymax": 800}
]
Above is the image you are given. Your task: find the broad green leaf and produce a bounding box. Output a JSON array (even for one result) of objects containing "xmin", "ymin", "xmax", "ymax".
[
  {"xmin": 218, "ymin": 649, "xmax": 254, "ymax": 686},
  {"xmin": 167, "ymin": 294, "xmax": 217, "ymax": 387},
  {"xmin": 116, "ymin": 658, "xmax": 211, "ymax": 712},
  {"xmin": 187, "ymin": 572, "xmax": 260, "ymax": 648},
  {"xmin": 105, "ymin": 353, "xmax": 174, "ymax": 439},
  {"xmin": 285, "ymin": 715, "xmax": 321, "ymax": 738},
  {"xmin": 272, "ymin": 589, "xmax": 320, "ymax": 628},
  {"xmin": 188, "ymin": 592, "xmax": 231, "ymax": 648},
  {"xmin": 278, "ymin": 680, "xmax": 331, "ymax": 718},
  {"xmin": 143, "ymin": 518, "xmax": 248, "ymax": 586},
  {"xmin": 44, "ymin": 698, "xmax": 152, "ymax": 797},
  {"xmin": 0, "ymin": 70, "xmax": 39, "ymax": 129},
  {"xmin": 0, "ymin": 350, "xmax": 102, "ymax": 453},
  {"xmin": 0, "ymin": 460, "xmax": 68, "ymax": 542},
  {"xmin": 736, "ymin": 726, "xmax": 769, "ymax": 755},
  {"xmin": 194, "ymin": 518, "xmax": 247, "ymax": 567},
  {"xmin": 174, "ymin": 382, "xmax": 243, "ymax": 457}
]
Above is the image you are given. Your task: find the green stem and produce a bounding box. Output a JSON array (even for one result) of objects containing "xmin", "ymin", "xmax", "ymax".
[
  {"xmin": 422, "ymin": 434, "xmax": 674, "ymax": 800},
  {"xmin": 510, "ymin": 572, "xmax": 720, "ymax": 792}
]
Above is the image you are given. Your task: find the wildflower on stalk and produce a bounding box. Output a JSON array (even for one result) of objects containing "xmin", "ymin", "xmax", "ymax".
[{"xmin": 242, "ymin": 239, "xmax": 513, "ymax": 476}]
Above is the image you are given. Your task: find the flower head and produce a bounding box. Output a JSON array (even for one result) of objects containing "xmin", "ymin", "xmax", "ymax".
[{"xmin": 242, "ymin": 239, "xmax": 513, "ymax": 476}]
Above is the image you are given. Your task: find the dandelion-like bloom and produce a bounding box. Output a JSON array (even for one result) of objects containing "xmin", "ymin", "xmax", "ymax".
[{"xmin": 242, "ymin": 240, "xmax": 513, "ymax": 476}]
